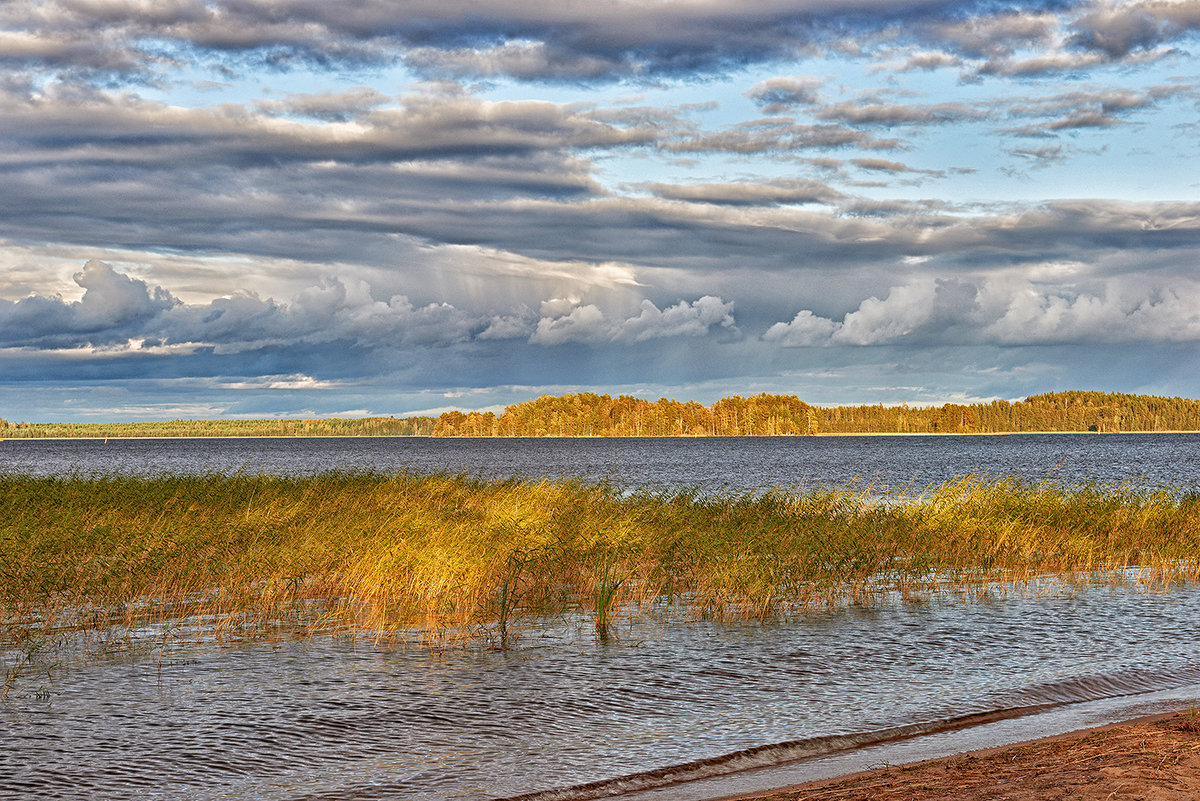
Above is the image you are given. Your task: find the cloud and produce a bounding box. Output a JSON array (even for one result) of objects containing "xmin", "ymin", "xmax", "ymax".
[
  {"xmin": 9, "ymin": 126, "xmax": 1194, "ymax": 300},
  {"xmin": 1, "ymin": 2, "xmax": 1012, "ymax": 84},
  {"xmin": 814, "ymin": 100, "xmax": 986, "ymax": 127},
  {"xmin": 404, "ymin": 41, "xmax": 625, "ymax": 82},
  {"xmin": 255, "ymin": 88, "xmax": 391, "ymax": 122},
  {"xmin": 477, "ymin": 312, "xmax": 535, "ymax": 340},
  {"xmin": 892, "ymin": 50, "xmax": 962, "ymax": 71},
  {"xmin": 529, "ymin": 303, "xmax": 610, "ymax": 346},
  {"xmin": 218, "ymin": 374, "xmax": 343, "ymax": 390},
  {"xmin": 0, "ymin": 81, "xmax": 660, "ymax": 171},
  {"xmin": 850, "ymin": 158, "xmax": 944, "ymax": 176},
  {"xmin": 19, "ymin": 0, "xmax": 1198, "ymax": 87},
  {"xmin": 1000, "ymin": 84, "xmax": 1197, "ymax": 134},
  {"xmin": 1006, "ymin": 143, "xmax": 1070, "ymax": 166},
  {"xmin": 765, "ymin": 275, "xmax": 1200, "ymax": 347},
  {"xmin": 1068, "ymin": 2, "xmax": 1200, "ymax": 58},
  {"xmin": 2, "ymin": 1, "xmax": 1200, "ymax": 426},
  {"xmin": 158, "ymin": 276, "xmax": 482, "ymax": 352},
  {"xmin": 530, "ymin": 296, "xmax": 736, "ymax": 345},
  {"xmin": 0, "ymin": 259, "xmax": 176, "ymax": 347},
  {"xmin": 763, "ymin": 309, "xmax": 840, "ymax": 346},
  {"xmin": 641, "ymin": 178, "xmax": 845, "ymax": 206},
  {"xmin": 745, "ymin": 77, "xmax": 824, "ymax": 114},
  {"xmin": 616, "ymin": 296, "xmax": 737, "ymax": 343},
  {"xmin": 0, "ymin": 263, "xmax": 743, "ymax": 359},
  {"xmin": 0, "ymin": 264, "xmax": 483, "ymax": 352},
  {"xmin": 665, "ymin": 119, "xmax": 905, "ymax": 154},
  {"xmin": 974, "ymin": 49, "xmax": 1113, "ymax": 77},
  {"xmin": 928, "ymin": 11, "xmax": 1061, "ymax": 59}
]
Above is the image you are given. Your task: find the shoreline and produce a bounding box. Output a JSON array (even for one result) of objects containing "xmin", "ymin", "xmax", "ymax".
[
  {"xmin": 723, "ymin": 709, "xmax": 1200, "ymax": 801},
  {"xmin": 5, "ymin": 430, "xmax": 1200, "ymax": 441}
]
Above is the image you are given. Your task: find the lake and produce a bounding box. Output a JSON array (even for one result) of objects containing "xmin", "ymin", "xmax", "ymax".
[
  {"xmin": 3, "ymin": 432, "xmax": 1200, "ymax": 491},
  {"xmin": 3, "ymin": 434, "xmax": 1200, "ymax": 800}
]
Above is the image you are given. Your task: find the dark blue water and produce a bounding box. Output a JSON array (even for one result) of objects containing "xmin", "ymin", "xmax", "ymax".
[{"xmin": 2, "ymin": 433, "xmax": 1199, "ymax": 492}]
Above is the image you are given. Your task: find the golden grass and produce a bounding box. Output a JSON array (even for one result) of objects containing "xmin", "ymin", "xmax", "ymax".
[{"xmin": 2, "ymin": 472, "xmax": 1199, "ymax": 664}]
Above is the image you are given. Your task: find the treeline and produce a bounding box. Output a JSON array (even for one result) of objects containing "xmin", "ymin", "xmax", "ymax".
[
  {"xmin": 432, "ymin": 391, "xmax": 1200, "ymax": 437},
  {"xmin": 5, "ymin": 390, "xmax": 1198, "ymax": 439},
  {"xmin": 0, "ymin": 416, "xmax": 436, "ymax": 439}
]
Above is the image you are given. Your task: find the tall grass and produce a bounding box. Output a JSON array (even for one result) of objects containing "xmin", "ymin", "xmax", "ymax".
[{"xmin": 3, "ymin": 472, "xmax": 1199, "ymax": 663}]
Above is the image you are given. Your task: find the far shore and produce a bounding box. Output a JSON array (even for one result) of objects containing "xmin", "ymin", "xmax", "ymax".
[
  {"xmin": 4, "ymin": 429, "xmax": 1200, "ymax": 441},
  {"xmin": 727, "ymin": 709, "xmax": 1200, "ymax": 801}
]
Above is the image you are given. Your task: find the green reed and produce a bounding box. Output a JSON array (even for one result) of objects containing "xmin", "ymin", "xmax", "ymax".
[{"xmin": 2, "ymin": 472, "xmax": 1199, "ymax": 660}]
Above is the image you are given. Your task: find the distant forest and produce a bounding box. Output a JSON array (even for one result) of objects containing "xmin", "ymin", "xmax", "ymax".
[
  {"xmin": 0, "ymin": 416, "xmax": 436, "ymax": 439},
  {"xmin": 432, "ymin": 391, "xmax": 1200, "ymax": 437},
  {"xmin": 5, "ymin": 391, "xmax": 1200, "ymax": 439}
]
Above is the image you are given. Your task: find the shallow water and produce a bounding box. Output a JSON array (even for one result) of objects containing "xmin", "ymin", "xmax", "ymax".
[
  {"xmin": 4, "ymin": 581, "xmax": 1200, "ymax": 800},
  {"xmin": 4, "ymin": 434, "xmax": 1200, "ymax": 799}
]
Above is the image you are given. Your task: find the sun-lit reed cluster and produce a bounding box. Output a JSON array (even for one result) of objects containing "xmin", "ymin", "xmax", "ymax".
[{"xmin": 3, "ymin": 471, "xmax": 1199, "ymax": 671}]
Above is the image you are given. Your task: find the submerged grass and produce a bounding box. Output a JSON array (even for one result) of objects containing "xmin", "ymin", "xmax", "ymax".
[{"xmin": 3, "ymin": 471, "xmax": 1200, "ymax": 671}]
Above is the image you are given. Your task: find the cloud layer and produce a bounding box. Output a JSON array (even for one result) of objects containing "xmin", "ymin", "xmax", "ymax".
[
  {"xmin": 1, "ymin": 1, "xmax": 1199, "ymax": 419},
  {"xmin": 3, "ymin": 1, "xmax": 1199, "ymax": 84}
]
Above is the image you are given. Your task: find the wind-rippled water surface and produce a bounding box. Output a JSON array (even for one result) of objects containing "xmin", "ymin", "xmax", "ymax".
[
  {"xmin": 3, "ymin": 433, "xmax": 1200, "ymax": 491},
  {"xmin": 4, "ymin": 434, "xmax": 1200, "ymax": 800},
  {"xmin": 4, "ymin": 582, "xmax": 1200, "ymax": 801}
]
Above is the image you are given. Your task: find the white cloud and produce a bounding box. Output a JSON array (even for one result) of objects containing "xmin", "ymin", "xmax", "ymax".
[
  {"xmin": 764, "ymin": 309, "xmax": 840, "ymax": 346},
  {"xmin": 530, "ymin": 296, "xmax": 737, "ymax": 345},
  {"xmin": 530, "ymin": 303, "xmax": 610, "ymax": 345},
  {"xmin": 615, "ymin": 296, "xmax": 736, "ymax": 342},
  {"xmin": 765, "ymin": 275, "xmax": 1200, "ymax": 347},
  {"xmin": 477, "ymin": 313, "xmax": 535, "ymax": 340},
  {"xmin": 0, "ymin": 262, "xmax": 747, "ymax": 358}
]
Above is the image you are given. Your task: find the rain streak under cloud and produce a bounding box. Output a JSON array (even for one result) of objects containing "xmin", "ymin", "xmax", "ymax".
[{"xmin": 1, "ymin": 0, "xmax": 1199, "ymax": 420}]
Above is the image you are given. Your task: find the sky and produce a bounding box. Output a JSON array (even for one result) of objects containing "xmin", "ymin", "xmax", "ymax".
[{"xmin": 1, "ymin": 1, "xmax": 1199, "ymax": 422}]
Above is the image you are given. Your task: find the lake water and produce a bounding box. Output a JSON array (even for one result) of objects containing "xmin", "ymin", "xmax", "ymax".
[
  {"xmin": 3, "ymin": 434, "xmax": 1200, "ymax": 800},
  {"xmin": 3, "ymin": 433, "xmax": 1200, "ymax": 492}
]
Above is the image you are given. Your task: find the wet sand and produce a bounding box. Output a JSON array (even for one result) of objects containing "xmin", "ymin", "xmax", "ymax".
[{"xmin": 728, "ymin": 710, "xmax": 1200, "ymax": 801}]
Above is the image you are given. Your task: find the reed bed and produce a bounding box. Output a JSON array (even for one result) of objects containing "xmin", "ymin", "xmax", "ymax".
[{"xmin": 3, "ymin": 472, "xmax": 1199, "ymax": 669}]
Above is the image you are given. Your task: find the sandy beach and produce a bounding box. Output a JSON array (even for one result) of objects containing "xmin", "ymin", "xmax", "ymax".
[{"xmin": 729, "ymin": 710, "xmax": 1200, "ymax": 801}]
